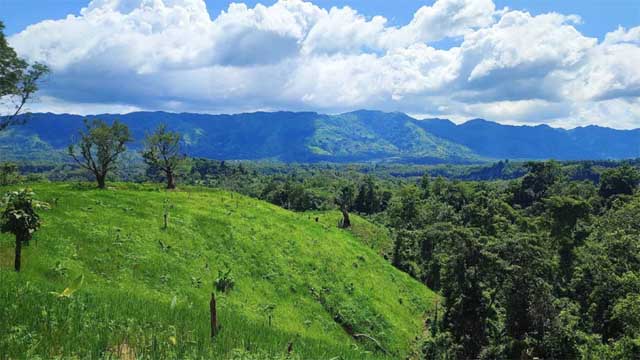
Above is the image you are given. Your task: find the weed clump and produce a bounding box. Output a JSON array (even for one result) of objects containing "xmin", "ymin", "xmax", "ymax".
[{"xmin": 214, "ymin": 266, "xmax": 235, "ymax": 293}]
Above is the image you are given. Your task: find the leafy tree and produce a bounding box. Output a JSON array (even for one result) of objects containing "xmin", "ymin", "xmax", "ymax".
[
  {"xmin": 142, "ymin": 124, "xmax": 188, "ymax": 189},
  {"xmin": 387, "ymin": 185, "xmax": 423, "ymax": 229},
  {"xmin": 68, "ymin": 119, "xmax": 132, "ymax": 189},
  {"xmin": 353, "ymin": 176, "xmax": 389, "ymax": 214},
  {"xmin": 440, "ymin": 228, "xmax": 490, "ymax": 359},
  {"xmin": 419, "ymin": 173, "xmax": 431, "ymax": 198},
  {"xmin": 571, "ymin": 196, "xmax": 640, "ymax": 341},
  {"xmin": 1, "ymin": 189, "xmax": 47, "ymax": 271},
  {"xmin": 0, "ymin": 162, "xmax": 22, "ymax": 185},
  {"xmin": 513, "ymin": 161, "xmax": 561, "ymax": 208},
  {"xmin": 545, "ymin": 195, "xmax": 591, "ymax": 283},
  {"xmin": 598, "ymin": 165, "xmax": 640, "ymax": 199},
  {"xmin": 488, "ymin": 234, "xmax": 558, "ymax": 358},
  {"xmin": 0, "ymin": 21, "xmax": 49, "ymax": 130},
  {"xmin": 336, "ymin": 184, "xmax": 355, "ymax": 228},
  {"xmin": 392, "ymin": 229, "xmax": 423, "ymax": 279}
]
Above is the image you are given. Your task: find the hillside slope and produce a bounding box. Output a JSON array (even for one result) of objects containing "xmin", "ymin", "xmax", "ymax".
[
  {"xmin": 2, "ymin": 111, "xmax": 479, "ymax": 163},
  {"xmin": 0, "ymin": 183, "xmax": 434, "ymax": 359},
  {"xmin": 6, "ymin": 110, "xmax": 636, "ymax": 163},
  {"xmin": 308, "ymin": 111, "xmax": 477, "ymax": 163}
]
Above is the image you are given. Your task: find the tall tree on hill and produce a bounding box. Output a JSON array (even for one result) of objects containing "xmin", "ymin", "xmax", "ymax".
[
  {"xmin": 142, "ymin": 124, "xmax": 188, "ymax": 189},
  {"xmin": 68, "ymin": 119, "xmax": 132, "ymax": 189},
  {"xmin": 1, "ymin": 189, "xmax": 46, "ymax": 271},
  {"xmin": 0, "ymin": 21, "xmax": 49, "ymax": 130}
]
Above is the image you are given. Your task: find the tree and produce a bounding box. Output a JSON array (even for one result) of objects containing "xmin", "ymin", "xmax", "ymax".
[
  {"xmin": 387, "ymin": 185, "xmax": 423, "ymax": 229},
  {"xmin": 420, "ymin": 173, "xmax": 431, "ymax": 198},
  {"xmin": 598, "ymin": 165, "xmax": 640, "ymax": 199},
  {"xmin": 1, "ymin": 189, "xmax": 46, "ymax": 271},
  {"xmin": 142, "ymin": 124, "xmax": 187, "ymax": 189},
  {"xmin": 336, "ymin": 184, "xmax": 355, "ymax": 228},
  {"xmin": 0, "ymin": 21, "xmax": 49, "ymax": 130},
  {"xmin": 440, "ymin": 228, "xmax": 490, "ymax": 359},
  {"xmin": 0, "ymin": 162, "xmax": 21, "ymax": 185},
  {"xmin": 489, "ymin": 234, "xmax": 558, "ymax": 358},
  {"xmin": 514, "ymin": 161, "xmax": 561, "ymax": 208},
  {"xmin": 545, "ymin": 196, "xmax": 591, "ymax": 284},
  {"xmin": 68, "ymin": 119, "xmax": 132, "ymax": 189}
]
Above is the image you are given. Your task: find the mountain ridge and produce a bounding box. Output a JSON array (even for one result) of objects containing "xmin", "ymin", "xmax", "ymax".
[{"xmin": 2, "ymin": 110, "xmax": 639, "ymax": 163}]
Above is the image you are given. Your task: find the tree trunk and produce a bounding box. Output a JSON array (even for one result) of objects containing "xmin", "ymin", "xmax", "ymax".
[
  {"xmin": 96, "ymin": 173, "xmax": 106, "ymax": 189},
  {"xmin": 14, "ymin": 233, "xmax": 23, "ymax": 272},
  {"xmin": 166, "ymin": 170, "xmax": 176, "ymax": 189},
  {"xmin": 340, "ymin": 208, "xmax": 351, "ymax": 228}
]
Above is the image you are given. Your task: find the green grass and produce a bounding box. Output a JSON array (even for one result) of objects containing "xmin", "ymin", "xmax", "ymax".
[
  {"xmin": 305, "ymin": 211, "xmax": 394, "ymax": 260},
  {"xmin": 0, "ymin": 183, "xmax": 435, "ymax": 359}
]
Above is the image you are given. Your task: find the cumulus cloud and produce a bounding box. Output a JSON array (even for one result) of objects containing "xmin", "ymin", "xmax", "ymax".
[{"xmin": 7, "ymin": 0, "xmax": 640, "ymax": 128}]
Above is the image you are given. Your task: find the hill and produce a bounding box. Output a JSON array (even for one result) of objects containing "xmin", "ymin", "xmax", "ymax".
[
  {"xmin": 418, "ymin": 118, "xmax": 640, "ymax": 160},
  {"xmin": 0, "ymin": 183, "xmax": 434, "ymax": 359},
  {"xmin": 2, "ymin": 110, "xmax": 639, "ymax": 163}
]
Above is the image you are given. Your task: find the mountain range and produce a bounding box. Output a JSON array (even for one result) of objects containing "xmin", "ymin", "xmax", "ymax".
[{"xmin": 2, "ymin": 110, "xmax": 639, "ymax": 163}]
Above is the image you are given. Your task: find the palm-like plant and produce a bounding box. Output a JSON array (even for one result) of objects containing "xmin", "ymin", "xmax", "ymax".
[{"xmin": 1, "ymin": 189, "xmax": 47, "ymax": 271}]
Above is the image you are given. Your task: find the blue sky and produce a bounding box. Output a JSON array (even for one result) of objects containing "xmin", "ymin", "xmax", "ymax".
[
  {"xmin": 3, "ymin": 0, "xmax": 638, "ymax": 38},
  {"xmin": 2, "ymin": 0, "xmax": 639, "ymax": 128}
]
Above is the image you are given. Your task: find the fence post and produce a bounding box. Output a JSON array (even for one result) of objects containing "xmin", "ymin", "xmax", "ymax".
[{"xmin": 210, "ymin": 292, "xmax": 218, "ymax": 338}]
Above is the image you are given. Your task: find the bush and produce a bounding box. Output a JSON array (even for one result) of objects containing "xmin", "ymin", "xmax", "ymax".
[{"xmin": 214, "ymin": 267, "xmax": 235, "ymax": 293}]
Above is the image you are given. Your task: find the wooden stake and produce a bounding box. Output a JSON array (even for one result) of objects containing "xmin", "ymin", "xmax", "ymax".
[{"xmin": 210, "ymin": 292, "xmax": 218, "ymax": 338}]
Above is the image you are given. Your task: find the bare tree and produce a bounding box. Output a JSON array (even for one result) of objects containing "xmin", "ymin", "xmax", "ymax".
[{"xmin": 68, "ymin": 119, "xmax": 132, "ymax": 189}]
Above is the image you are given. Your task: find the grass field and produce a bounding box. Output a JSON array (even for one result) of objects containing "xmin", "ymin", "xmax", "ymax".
[{"xmin": 0, "ymin": 183, "xmax": 435, "ymax": 359}]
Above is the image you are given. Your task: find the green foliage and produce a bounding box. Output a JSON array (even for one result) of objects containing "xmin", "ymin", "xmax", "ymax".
[
  {"xmin": 2, "ymin": 158, "xmax": 640, "ymax": 358},
  {"xmin": 68, "ymin": 119, "xmax": 132, "ymax": 189},
  {"xmin": 381, "ymin": 161, "xmax": 640, "ymax": 358},
  {"xmin": 0, "ymin": 21, "xmax": 50, "ymax": 129},
  {"xmin": 142, "ymin": 124, "xmax": 189, "ymax": 189},
  {"xmin": 353, "ymin": 176, "xmax": 390, "ymax": 215},
  {"xmin": 0, "ymin": 163, "xmax": 22, "ymax": 186},
  {"xmin": 598, "ymin": 164, "xmax": 640, "ymax": 199},
  {"xmin": 214, "ymin": 266, "xmax": 235, "ymax": 293},
  {"xmin": 1, "ymin": 188, "xmax": 47, "ymax": 272},
  {"xmin": 513, "ymin": 161, "xmax": 561, "ymax": 208},
  {"xmin": 1, "ymin": 189, "xmax": 44, "ymax": 240}
]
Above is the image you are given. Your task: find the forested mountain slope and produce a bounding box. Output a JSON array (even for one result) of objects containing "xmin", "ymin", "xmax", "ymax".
[{"xmin": 2, "ymin": 110, "xmax": 639, "ymax": 163}]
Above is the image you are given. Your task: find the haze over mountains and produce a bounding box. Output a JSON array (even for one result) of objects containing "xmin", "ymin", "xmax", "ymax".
[{"xmin": 3, "ymin": 110, "xmax": 639, "ymax": 163}]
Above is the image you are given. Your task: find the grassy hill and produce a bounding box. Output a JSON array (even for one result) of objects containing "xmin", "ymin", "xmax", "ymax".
[{"xmin": 0, "ymin": 183, "xmax": 435, "ymax": 359}]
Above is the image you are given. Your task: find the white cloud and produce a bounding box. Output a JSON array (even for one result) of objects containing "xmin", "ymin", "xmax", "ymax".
[
  {"xmin": 564, "ymin": 26, "xmax": 640, "ymax": 102},
  {"xmin": 380, "ymin": 0, "xmax": 497, "ymax": 49},
  {"xmin": 7, "ymin": 0, "xmax": 640, "ymax": 129}
]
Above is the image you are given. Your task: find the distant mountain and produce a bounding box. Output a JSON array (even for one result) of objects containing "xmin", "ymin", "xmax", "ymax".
[
  {"xmin": 1, "ymin": 110, "xmax": 639, "ymax": 163},
  {"xmin": 418, "ymin": 118, "xmax": 640, "ymax": 160}
]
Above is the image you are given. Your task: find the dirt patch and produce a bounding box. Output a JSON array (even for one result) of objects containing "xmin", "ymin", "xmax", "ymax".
[{"xmin": 108, "ymin": 342, "xmax": 136, "ymax": 360}]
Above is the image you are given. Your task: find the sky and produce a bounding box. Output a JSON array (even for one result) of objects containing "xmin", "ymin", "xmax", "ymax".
[{"xmin": 1, "ymin": 0, "xmax": 639, "ymax": 128}]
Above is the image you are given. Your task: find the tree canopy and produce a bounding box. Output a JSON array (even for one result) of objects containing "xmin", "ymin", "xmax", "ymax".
[
  {"xmin": 68, "ymin": 119, "xmax": 132, "ymax": 189},
  {"xmin": 0, "ymin": 21, "xmax": 49, "ymax": 129}
]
